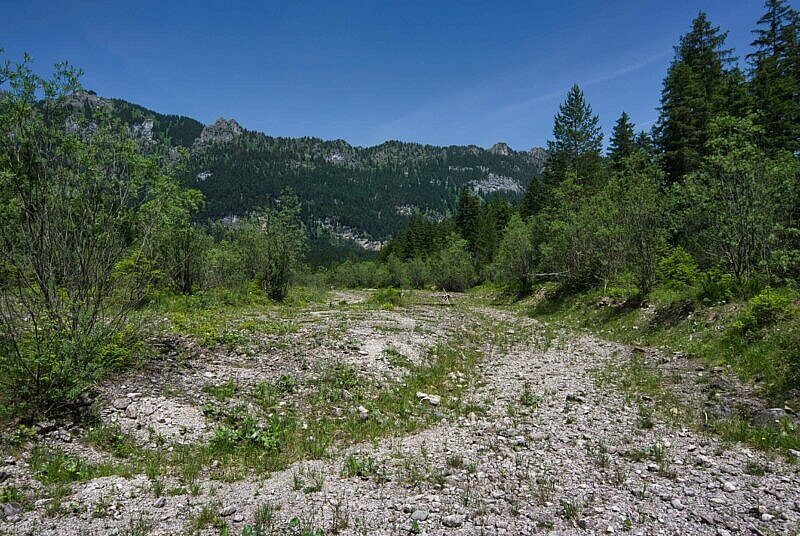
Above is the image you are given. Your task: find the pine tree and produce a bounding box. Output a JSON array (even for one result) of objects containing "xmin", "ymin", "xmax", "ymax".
[
  {"xmin": 546, "ymin": 84, "xmax": 604, "ymax": 185},
  {"xmin": 454, "ymin": 187, "xmax": 481, "ymax": 254},
  {"xmin": 748, "ymin": 0, "xmax": 800, "ymax": 153},
  {"xmin": 656, "ymin": 12, "xmax": 740, "ymax": 183},
  {"xmin": 608, "ymin": 112, "xmax": 636, "ymax": 169}
]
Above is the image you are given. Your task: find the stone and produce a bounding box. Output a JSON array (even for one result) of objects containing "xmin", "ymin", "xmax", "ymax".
[
  {"xmin": 416, "ymin": 392, "xmax": 441, "ymax": 406},
  {"xmin": 1, "ymin": 503, "xmax": 21, "ymax": 519},
  {"xmin": 112, "ymin": 397, "xmax": 131, "ymax": 410},
  {"xmin": 442, "ymin": 514, "xmax": 464, "ymax": 528},
  {"xmin": 753, "ymin": 408, "xmax": 792, "ymax": 430},
  {"xmin": 722, "ymin": 481, "xmax": 737, "ymax": 493},
  {"xmin": 219, "ymin": 505, "xmax": 237, "ymax": 517},
  {"xmin": 671, "ymin": 498, "xmax": 685, "ymax": 511},
  {"xmin": 411, "ymin": 509, "xmax": 429, "ymax": 521},
  {"xmin": 153, "ymin": 497, "xmax": 166, "ymax": 508},
  {"xmin": 125, "ymin": 405, "xmax": 138, "ymax": 419}
]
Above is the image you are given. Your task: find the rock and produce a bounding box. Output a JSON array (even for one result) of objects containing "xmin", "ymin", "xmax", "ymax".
[
  {"xmin": 34, "ymin": 498, "xmax": 52, "ymax": 508},
  {"xmin": 357, "ymin": 406, "xmax": 369, "ymax": 420},
  {"xmin": 196, "ymin": 118, "xmax": 243, "ymax": 146},
  {"xmin": 761, "ymin": 513, "xmax": 773, "ymax": 522},
  {"xmin": 416, "ymin": 392, "xmax": 441, "ymax": 406},
  {"xmin": 722, "ymin": 481, "xmax": 737, "ymax": 493},
  {"xmin": 671, "ymin": 498, "xmax": 685, "ymax": 511},
  {"xmin": 219, "ymin": 505, "xmax": 237, "ymax": 517},
  {"xmin": 752, "ymin": 408, "xmax": 792, "ymax": 430},
  {"xmin": 233, "ymin": 513, "xmax": 244, "ymax": 523},
  {"xmin": 442, "ymin": 514, "xmax": 465, "ymax": 528},
  {"xmin": 34, "ymin": 421, "xmax": 57, "ymax": 434},
  {"xmin": 566, "ymin": 393, "xmax": 585, "ymax": 403},
  {"xmin": 112, "ymin": 397, "xmax": 131, "ymax": 410},
  {"xmin": 1, "ymin": 503, "xmax": 21, "ymax": 519},
  {"xmin": 0, "ymin": 470, "xmax": 8, "ymax": 483},
  {"xmin": 125, "ymin": 405, "xmax": 138, "ymax": 419},
  {"xmin": 787, "ymin": 449, "xmax": 800, "ymax": 459},
  {"xmin": 153, "ymin": 497, "xmax": 166, "ymax": 508},
  {"xmin": 489, "ymin": 142, "xmax": 511, "ymax": 156},
  {"xmin": 411, "ymin": 509, "xmax": 429, "ymax": 521}
]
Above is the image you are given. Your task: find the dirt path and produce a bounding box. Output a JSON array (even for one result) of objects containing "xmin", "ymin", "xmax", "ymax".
[{"xmin": 1, "ymin": 292, "xmax": 798, "ymax": 535}]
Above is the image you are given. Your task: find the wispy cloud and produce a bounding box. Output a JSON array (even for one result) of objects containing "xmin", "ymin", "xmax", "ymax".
[
  {"xmin": 483, "ymin": 51, "xmax": 670, "ymax": 124},
  {"xmin": 369, "ymin": 49, "xmax": 670, "ymax": 147}
]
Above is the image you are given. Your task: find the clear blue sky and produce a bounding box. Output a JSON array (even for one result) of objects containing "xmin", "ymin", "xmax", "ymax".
[{"xmin": 1, "ymin": 1, "xmax": 784, "ymax": 150}]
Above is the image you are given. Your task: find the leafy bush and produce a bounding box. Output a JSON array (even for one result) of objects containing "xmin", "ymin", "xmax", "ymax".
[
  {"xmin": 367, "ymin": 288, "xmax": 405, "ymax": 309},
  {"xmin": 696, "ymin": 270, "xmax": 737, "ymax": 305},
  {"xmin": 657, "ymin": 247, "xmax": 698, "ymax": 287},
  {"xmin": 490, "ymin": 214, "xmax": 537, "ymax": 294},
  {"xmin": 732, "ymin": 287, "xmax": 791, "ymax": 335},
  {"xmin": 427, "ymin": 234, "xmax": 476, "ymax": 292}
]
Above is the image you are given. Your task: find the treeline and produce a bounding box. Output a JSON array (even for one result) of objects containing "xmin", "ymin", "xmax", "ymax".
[
  {"xmin": 0, "ymin": 55, "xmax": 307, "ymax": 417},
  {"xmin": 328, "ymin": 3, "xmax": 800, "ymax": 302},
  {"xmin": 185, "ymin": 131, "xmax": 541, "ymax": 240}
]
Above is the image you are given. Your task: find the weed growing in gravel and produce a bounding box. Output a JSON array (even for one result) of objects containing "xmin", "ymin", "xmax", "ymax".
[
  {"xmin": 446, "ymin": 453, "xmax": 464, "ymax": 469},
  {"xmin": 202, "ymin": 378, "xmax": 239, "ymax": 401},
  {"xmin": 119, "ymin": 517, "xmax": 154, "ymax": 536},
  {"xmin": 520, "ymin": 382, "xmax": 540, "ymax": 408},
  {"xmin": 745, "ymin": 460, "xmax": 767, "ymax": 476},
  {"xmin": 559, "ymin": 499, "xmax": 580, "ymax": 521},
  {"xmin": 341, "ymin": 454, "xmax": 386, "ymax": 481},
  {"xmin": 534, "ymin": 474, "xmax": 556, "ymax": 505},
  {"xmin": 190, "ymin": 502, "xmax": 225, "ymax": 532},
  {"xmin": 589, "ymin": 441, "xmax": 611, "ymax": 468},
  {"xmin": 636, "ymin": 404, "xmax": 655, "ymax": 429}
]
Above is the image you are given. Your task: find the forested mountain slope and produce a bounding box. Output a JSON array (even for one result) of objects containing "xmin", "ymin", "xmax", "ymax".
[{"xmin": 69, "ymin": 92, "xmax": 545, "ymax": 243}]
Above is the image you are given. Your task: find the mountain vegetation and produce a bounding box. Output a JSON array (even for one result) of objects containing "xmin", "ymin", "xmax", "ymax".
[
  {"xmin": 328, "ymin": 4, "xmax": 800, "ymax": 402},
  {"xmin": 1, "ymin": 0, "xmax": 800, "ymax": 485}
]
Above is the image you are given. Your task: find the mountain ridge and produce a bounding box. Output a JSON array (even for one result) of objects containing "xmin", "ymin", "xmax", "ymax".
[{"xmin": 70, "ymin": 91, "xmax": 546, "ymax": 243}]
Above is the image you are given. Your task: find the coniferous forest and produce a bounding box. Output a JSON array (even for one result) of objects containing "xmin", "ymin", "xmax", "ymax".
[{"xmin": 2, "ymin": 3, "xmax": 800, "ymax": 535}]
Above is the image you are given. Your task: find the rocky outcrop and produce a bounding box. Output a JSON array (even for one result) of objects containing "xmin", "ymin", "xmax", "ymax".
[
  {"xmin": 489, "ymin": 142, "xmax": 512, "ymax": 156},
  {"xmin": 196, "ymin": 117, "xmax": 243, "ymax": 146},
  {"xmin": 528, "ymin": 146, "xmax": 548, "ymax": 165}
]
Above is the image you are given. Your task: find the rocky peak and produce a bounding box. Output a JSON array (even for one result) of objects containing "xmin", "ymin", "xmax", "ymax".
[
  {"xmin": 489, "ymin": 142, "xmax": 512, "ymax": 156},
  {"xmin": 65, "ymin": 90, "xmax": 109, "ymax": 111},
  {"xmin": 197, "ymin": 117, "xmax": 243, "ymax": 145},
  {"xmin": 528, "ymin": 146, "xmax": 548, "ymax": 165}
]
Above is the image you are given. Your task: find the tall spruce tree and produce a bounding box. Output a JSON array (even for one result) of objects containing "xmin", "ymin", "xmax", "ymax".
[
  {"xmin": 546, "ymin": 84, "xmax": 603, "ymax": 184},
  {"xmin": 522, "ymin": 84, "xmax": 603, "ymax": 218},
  {"xmin": 608, "ymin": 111, "xmax": 636, "ymax": 169},
  {"xmin": 656, "ymin": 12, "xmax": 740, "ymax": 183},
  {"xmin": 748, "ymin": 0, "xmax": 800, "ymax": 153},
  {"xmin": 454, "ymin": 187, "xmax": 481, "ymax": 254}
]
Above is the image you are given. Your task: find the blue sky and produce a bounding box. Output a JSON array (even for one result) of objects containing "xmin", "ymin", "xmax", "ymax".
[{"xmin": 1, "ymin": 1, "xmax": 783, "ymax": 149}]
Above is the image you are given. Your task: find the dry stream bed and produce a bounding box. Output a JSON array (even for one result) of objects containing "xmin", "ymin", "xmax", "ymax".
[{"xmin": 1, "ymin": 290, "xmax": 799, "ymax": 535}]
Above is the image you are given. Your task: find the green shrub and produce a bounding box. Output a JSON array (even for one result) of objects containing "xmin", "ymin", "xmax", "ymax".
[
  {"xmin": 427, "ymin": 234, "xmax": 476, "ymax": 292},
  {"xmin": 696, "ymin": 270, "xmax": 737, "ymax": 305},
  {"xmin": 367, "ymin": 288, "xmax": 405, "ymax": 309},
  {"xmin": 657, "ymin": 247, "xmax": 698, "ymax": 287},
  {"xmin": 732, "ymin": 287, "xmax": 791, "ymax": 335}
]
